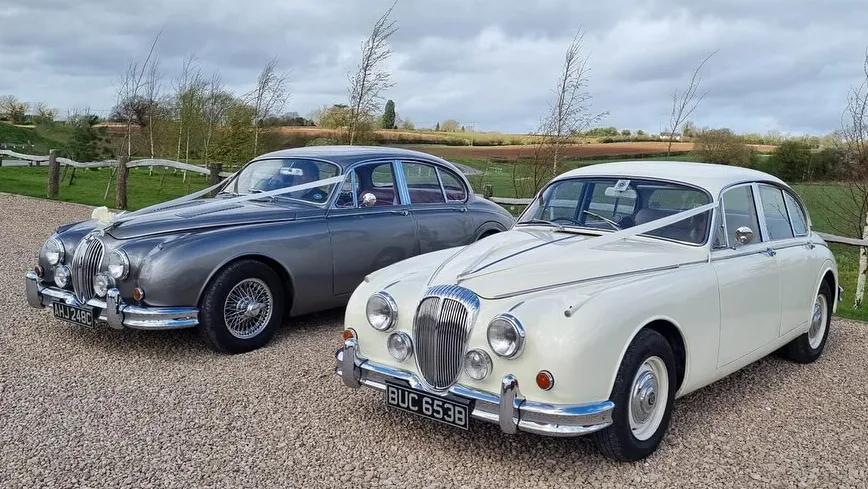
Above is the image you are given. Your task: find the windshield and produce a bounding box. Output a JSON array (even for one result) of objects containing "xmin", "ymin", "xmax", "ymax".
[
  {"xmin": 223, "ymin": 158, "xmax": 341, "ymax": 205},
  {"xmin": 517, "ymin": 177, "xmax": 712, "ymax": 244}
]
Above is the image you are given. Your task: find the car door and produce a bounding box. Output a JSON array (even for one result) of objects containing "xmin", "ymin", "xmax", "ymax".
[
  {"xmin": 711, "ymin": 183, "xmax": 783, "ymax": 368},
  {"xmin": 755, "ymin": 184, "xmax": 818, "ymax": 336},
  {"xmin": 398, "ymin": 160, "xmax": 475, "ymax": 254},
  {"xmin": 327, "ymin": 160, "xmax": 419, "ymax": 296}
]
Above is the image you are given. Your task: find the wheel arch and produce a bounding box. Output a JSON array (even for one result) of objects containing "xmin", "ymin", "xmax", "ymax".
[
  {"xmin": 816, "ymin": 260, "xmax": 838, "ymax": 312},
  {"xmin": 473, "ymin": 221, "xmax": 506, "ymax": 240},
  {"xmin": 615, "ymin": 316, "xmax": 689, "ymax": 396},
  {"xmin": 197, "ymin": 253, "xmax": 295, "ymax": 310}
]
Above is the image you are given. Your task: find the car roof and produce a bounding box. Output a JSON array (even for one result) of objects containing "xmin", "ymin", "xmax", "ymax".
[
  {"xmin": 556, "ymin": 160, "xmax": 787, "ymax": 198},
  {"xmin": 254, "ymin": 145, "xmax": 462, "ymax": 172}
]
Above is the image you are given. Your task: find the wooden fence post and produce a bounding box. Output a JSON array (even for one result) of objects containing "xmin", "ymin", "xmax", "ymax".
[
  {"xmin": 209, "ymin": 163, "xmax": 222, "ymax": 197},
  {"xmin": 116, "ymin": 156, "xmax": 129, "ymax": 210},
  {"xmin": 482, "ymin": 184, "xmax": 493, "ymax": 199},
  {"xmin": 47, "ymin": 149, "xmax": 59, "ymax": 199}
]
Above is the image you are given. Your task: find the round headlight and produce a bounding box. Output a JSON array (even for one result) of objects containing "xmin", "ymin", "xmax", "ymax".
[
  {"xmin": 42, "ymin": 237, "xmax": 64, "ymax": 266},
  {"xmin": 106, "ymin": 249, "xmax": 130, "ymax": 280},
  {"xmin": 366, "ymin": 292, "xmax": 397, "ymax": 331},
  {"xmin": 54, "ymin": 265, "xmax": 71, "ymax": 288},
  {"xmin": 387, "ymin": 332, "xmax": 413, "ymax": 362},
  {"xmin": 487, "ymin": 314, "xmax": 525, "ymax": 358},
  {"xmin": 93, "ymin": 273, "xmax": 114, "ymax": 298},
  {"xmin": 464, "ymin": 349, "xmax": 492, "ymax": 380}
]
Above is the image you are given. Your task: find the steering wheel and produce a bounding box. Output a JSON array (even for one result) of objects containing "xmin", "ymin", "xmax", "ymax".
[{"xmin": 551, "ymin": 216, "xmax": 581, "ymax": 225}]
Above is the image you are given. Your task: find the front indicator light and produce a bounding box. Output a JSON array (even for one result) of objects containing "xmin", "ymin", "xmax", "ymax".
[
  {"xmin": 132, "ymin": 287, "xmax": 145, "ymax": 301},
  {"xmin": 387, "ymin": 332, "xmax": 413, "ymax": 362},
  {"xmin": 342, "ymin": 329, "xmax": 356, "ymax": 341},
  {"xmin": 464, "ymin": 349, "xmax": 492, "ymax": 380},
  {"xmin": 536, "ymin": 370, "xmax": 554, "ymax": 391}
]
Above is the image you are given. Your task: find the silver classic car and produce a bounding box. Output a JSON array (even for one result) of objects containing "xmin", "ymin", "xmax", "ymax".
[{"xmin": 25, "ymin": 146, "xmax": 513, "ymax": 353}]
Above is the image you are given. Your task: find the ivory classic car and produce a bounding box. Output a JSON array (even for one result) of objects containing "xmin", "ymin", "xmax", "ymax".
[
  {"xmin": 336, "ymin": 161, "xmax": 840, "ymax": 461},
  {"xmin": 25, "ymin": 146, "xmax": 513, "ymax": 353}
]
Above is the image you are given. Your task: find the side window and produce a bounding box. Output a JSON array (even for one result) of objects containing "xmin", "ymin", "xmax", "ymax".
[
  {"xmin": 335, "ymin": 162, "xmax": 398, "ymax": 208},
  {"xmin": 783, "ymin": 191, "xmax": 808, "ymax": 236},
  {"xmin": 437, "ymin": 168, "xmax": 468, "ymax": 202},
  {"xmin": 721, "ymin": 185, "xmax": 762, "ymax": 246},
  {"xmin": 402, "ymin": 162, "xmax": 445, "ymax": 204},
  {"xmin": 758, "ymin": 185, "xmax": 794, "ymax": 240}
]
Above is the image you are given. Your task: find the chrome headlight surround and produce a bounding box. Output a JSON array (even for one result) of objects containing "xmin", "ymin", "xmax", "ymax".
[
  {"xmin": 366, "ymin": 291, "xmax": 398, "ymax": 331},
  {"xmin": 106, "ymin": 249, "xmax": 130, "ymax": 280},
  {"xmin": 93, "ymin": 273, "xmax": 114, "ymax": 298},
  {"xmin": 486, "ymin": 313, "xmax": 526, "ymax": 359},
  {"xmin": 387, "ymin": 331, "xmax": 413, "ymax": 362},
  {"xmin": 42, "ymin": 237, "xmax": 65, "ymax": 266}
]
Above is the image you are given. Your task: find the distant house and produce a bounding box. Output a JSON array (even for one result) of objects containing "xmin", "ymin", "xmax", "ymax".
[{"xmin": 659, "ymin": 132, "xmax": 683, "ymax": 141}]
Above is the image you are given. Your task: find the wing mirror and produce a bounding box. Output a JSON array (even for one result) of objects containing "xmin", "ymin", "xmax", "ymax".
[
  {"xmin": 361, "ymin": 192, "xmax": 377, "ymax": 208},
  {"xmin": 734, "ymin": 226, "xmax": 755, "ymax": 245}
]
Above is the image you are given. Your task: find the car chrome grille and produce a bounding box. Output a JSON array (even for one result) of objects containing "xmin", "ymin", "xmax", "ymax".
[
  {"xmin": 71, "ymin": 234, "xmax": 105, "ymax": 303},
  {"xmin": 413, "ymin": 284, "xmax": 480, "ymax": 390}
]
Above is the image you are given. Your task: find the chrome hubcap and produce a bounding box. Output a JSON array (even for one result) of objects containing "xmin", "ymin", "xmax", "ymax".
[
  {"xmin": 808, "ymin": 294, "xmax": 828, "ymax": 350},
  {"xmin": 628, "ymin": 356, "xmax": 669, "ymax": 441},
  {"xmin": 223, "ymin": 278, "xmax": 273, "ymax": 339}
]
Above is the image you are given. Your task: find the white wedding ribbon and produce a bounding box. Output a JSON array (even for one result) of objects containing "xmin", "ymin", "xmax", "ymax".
[{"xmin": 106, "ymin": 175, "xmax": 345, "ymax": 228}]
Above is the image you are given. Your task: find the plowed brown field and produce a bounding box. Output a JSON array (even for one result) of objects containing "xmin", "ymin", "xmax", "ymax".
[{"xmin": 399, "ymin": 142, "xmax": 776, "ymax": 160}]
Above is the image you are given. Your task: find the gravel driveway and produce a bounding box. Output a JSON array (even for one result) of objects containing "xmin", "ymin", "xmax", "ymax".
[{"xmin": 1, "ymin": 192, "xmax": 867, "ymax": 488}]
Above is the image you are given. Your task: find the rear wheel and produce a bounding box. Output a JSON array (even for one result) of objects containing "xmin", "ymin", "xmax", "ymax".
[
  {"xmin": 199, "ymin": 260, "xmax": 286, "ymax": 354},
  {"xmin": 593, "ymin": 329, "xmax": 676, "ymax": 461},
  {"xmin": 782, "ymin": 281, "xmax": 832, "ymax": 364}
]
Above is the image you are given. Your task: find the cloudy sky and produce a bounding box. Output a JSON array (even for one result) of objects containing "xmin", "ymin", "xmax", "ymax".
[{"xmin": 1, "ymin": 0, "xmax": 866, "ymax": 135}]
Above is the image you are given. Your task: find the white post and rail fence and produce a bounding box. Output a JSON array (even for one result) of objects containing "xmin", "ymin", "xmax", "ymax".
[{"xmin": 2, "ymin": 149, "xmax": 866, "ymax": 250}]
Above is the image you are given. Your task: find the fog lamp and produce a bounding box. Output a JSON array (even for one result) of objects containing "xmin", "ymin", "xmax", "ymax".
[
  {"xmin": 93, "ymin": 273, "xmax": 114, "ymax": 298},
  {"xmin": 387, "ymin": 332, "xmax": 413, "ymax": 362},
  {"xmin": 464, "ymin": 349, "xmax": 492, "ymax": 380},
  {"xmin": 54, "ymin": 265, "xmax": 71, "ymax": 288}
]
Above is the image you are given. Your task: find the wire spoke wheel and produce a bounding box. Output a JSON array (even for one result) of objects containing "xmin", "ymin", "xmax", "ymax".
[
  {"xmin": 628, "ymin": 356, "xmax": 669, "ymax": 442},
  {"xmin": 808, "ymin": 293, "xmax": 828, "ymax": 350},
  {"xmin": 223, "ymin": 278, "xmax": 273, "ymax": 340}
]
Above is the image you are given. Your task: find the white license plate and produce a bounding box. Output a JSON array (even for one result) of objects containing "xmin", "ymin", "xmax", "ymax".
[
  {"xmin": 385, "ymin": 382, "xmax": 472, "ymax": 430},
  {"xmin": 52, "ymin": 302, "xmax": 95, "ymax": 328}
]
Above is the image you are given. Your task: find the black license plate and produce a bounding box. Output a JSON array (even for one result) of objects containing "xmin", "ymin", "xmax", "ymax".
[
  {"xmin": 385, "ymin": 382, "xmax": 472, "ymax": 430},
  {"xmin": 52, "ymin": 302, "xmax": 95, "ymax": 328}
]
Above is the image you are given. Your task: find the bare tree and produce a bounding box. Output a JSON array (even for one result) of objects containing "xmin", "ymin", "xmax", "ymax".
[
  {"xmin": 347, "ymin": 1, "xmax": 398, "ymax": 145},
  {"xmin": 0, "ymin": 95, "xmax": 29, "ymax": 124},
  {"xmin": 202, "ymin": 73, "xmax": 234, "ymax": 165},
  {"xmin": 536, "ymin": 30, "xmax": 607, "ymax": 176},
  {"xmin": 173, "ymin": 55, "xmax": 206, "ymax": 165},
  {"xmin": 143, "ymin": 58, "xmax": 162, "ymax": 160},
  {"xmin": 665, "ymin": 50, "xmax": 717, "ymax": 156},
  {"xmin": 246, "ymin": 57, "xmax": 290, "ymax": 156},
  {"xmin": 116, "ymin": 31, "xmax": 162, "ymax": 157},
  {"xmin": 34, "ymin": 102, "xmax": 58, "ymax": 124}
]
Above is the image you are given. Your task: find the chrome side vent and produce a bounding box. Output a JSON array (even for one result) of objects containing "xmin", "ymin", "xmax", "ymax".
[{"xmin": 413, "ymin": 285, "xmax": 480, "ymax": 390}]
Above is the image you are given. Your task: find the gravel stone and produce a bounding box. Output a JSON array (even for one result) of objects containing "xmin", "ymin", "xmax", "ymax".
[{"xmin": 1, "ymin": 192, "xmax": 868, "ymax": 488}]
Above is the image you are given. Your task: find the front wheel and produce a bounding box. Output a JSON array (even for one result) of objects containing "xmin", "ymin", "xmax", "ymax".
[
  {"xmin": 593, "ymin": 329, "xmax": 676, "ymax": 461},
  {"xmin": 199, "ymin": 260, "xmax": 286, "ymax": 354},
  {"xmin": 781, "ymin": 281, "xmax": 832, "ymax": 364}
]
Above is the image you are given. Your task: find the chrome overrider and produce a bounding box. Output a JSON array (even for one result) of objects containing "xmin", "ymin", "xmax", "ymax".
[
  {"xmin": 336, "ymin": 337, "xmax": 615, "ymax": 436},
  {"xmin": 25, "ymin": 271, "xmax": 198, "ymax": 330}
]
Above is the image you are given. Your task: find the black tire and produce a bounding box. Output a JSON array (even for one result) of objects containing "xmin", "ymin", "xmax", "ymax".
[
  {"xmin": 199, "ymin": 259, "xmax": 286, "ymax": 354},
  {"xmin": 781, "ymin": 281, "xmax": 832, "ymax": 364},
  {"xmin": 592, "ymin": 329, "xmax": 676, "ymax": 462}
]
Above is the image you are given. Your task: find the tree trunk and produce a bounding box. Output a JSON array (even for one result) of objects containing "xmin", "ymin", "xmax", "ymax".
[
  {"xmin": 856, "ymin": 217, "xmax": 868, "ymax": 309},
  {"xmin": 47, "ymin": 149, "xmax": 59, "ymax": 199},
  {"xmin": 116, "ymin": 156, "xmax": 129, "ymax": 210}
]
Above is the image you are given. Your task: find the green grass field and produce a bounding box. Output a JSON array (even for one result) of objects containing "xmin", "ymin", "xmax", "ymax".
[
  {"xmin": 0, "ymin": 166, "xmax": 210, "ymax": 210},
  {"xmin": 1, "ymin": 161, "xmax": 866, "ymax": 322}
]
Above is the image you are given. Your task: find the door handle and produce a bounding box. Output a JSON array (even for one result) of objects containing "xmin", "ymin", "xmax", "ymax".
[
  {"xmin": 761, "ymin": 248, "xmax": 777, "ymax": 257},
  {"xmin": 454, "ymin": 207, "xmax": 468, "ymax": 213},
  {"xmin": 391, "ymin": 209, "xmax": 409, "ymax": 216},
  {"xmin": 805, "ymin": 242, "xmax": 815, "ymax": 250}
]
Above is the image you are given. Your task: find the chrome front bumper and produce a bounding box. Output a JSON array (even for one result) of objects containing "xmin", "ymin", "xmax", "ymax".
[
  {"xmin": 335, "ymin": 338, "xmax": 614, "ymax": 437},
  {"xmin": 25, "ymin": 271, "xmax": 199, "ymax": 330}
]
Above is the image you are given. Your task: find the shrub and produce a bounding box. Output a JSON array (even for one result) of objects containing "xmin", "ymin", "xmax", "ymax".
[
  {"xmin": 692, "ymin": 128, "xmax": 753, "ymax": 167},
  {"xmin": 767, "ymin": 140, "xmax": 813, "ymax": 182}
]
